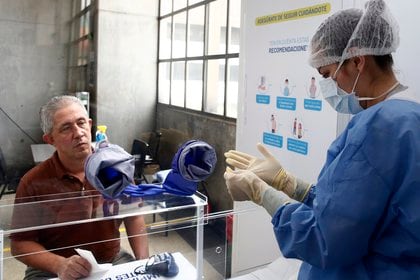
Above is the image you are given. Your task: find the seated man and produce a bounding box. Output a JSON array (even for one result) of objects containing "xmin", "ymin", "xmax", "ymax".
[{"xmin": 10, "ymin": 95, "xmax": 149, "ymax": 280}]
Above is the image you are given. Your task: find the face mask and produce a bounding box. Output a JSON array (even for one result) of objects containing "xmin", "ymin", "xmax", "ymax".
[
  {"xmin": 319, "ymin": 72, "xmax": 364, "ymax": 114},
  {"xmin": 320, "ymin": 72, "xmax": 400, "ymax": 115}
]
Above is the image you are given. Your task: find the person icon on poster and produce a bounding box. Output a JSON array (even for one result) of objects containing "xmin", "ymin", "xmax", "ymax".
[
  {"xmin": 292, "ymin": 118, "xmax": 304, "ymax": 139},
  {"xmin": 309, "ymin": 77, "xmax": 317, "ymax": 98},
  {"xmin": 283, "ymin": 79, "xmax": 290, "ymax": 96},
  {"xmin": 297, "ymin": 123, "xmax": 303, "ymax": 139},
  {"xmin": 258, "ymin": 76, "xmax": 267, "ymax": 93},
  {"xmin": 270, "ymin": 114, "xmax": 277, "ymax": 133}
]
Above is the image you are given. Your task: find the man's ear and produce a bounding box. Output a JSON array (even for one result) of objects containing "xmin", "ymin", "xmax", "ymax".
[{"xmin": 43, "ymin": 134, "xmax": 54, "ymax": 145}]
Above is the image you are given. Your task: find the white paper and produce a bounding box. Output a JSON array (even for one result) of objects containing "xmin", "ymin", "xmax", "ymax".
[{"xmin": 75, "ymin": 248, "xmax": 112, "ymax": 274}]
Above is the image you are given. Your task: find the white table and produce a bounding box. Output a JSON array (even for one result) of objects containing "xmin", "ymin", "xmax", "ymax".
[{"xmin": 49, "ymin": 252, "xmax": 197, "ymax": 280}]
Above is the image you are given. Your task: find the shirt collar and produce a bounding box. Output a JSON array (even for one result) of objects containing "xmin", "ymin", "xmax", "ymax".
[
  {"xmin": 51, "ymin": 151, "xmax": 68, "ymax": 179},
  {"xmin": 51, "ymin": 151, "xmax": 86, "ymax": 183}
]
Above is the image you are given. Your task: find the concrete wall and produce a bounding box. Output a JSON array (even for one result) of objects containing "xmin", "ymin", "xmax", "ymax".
[
  {"xmin": 156, "ymin": 104, "xmax": 236, "ymax": 212},
  {"xmin": 95, "ymin": 0, "xmax": 158, "ymax": 151},
  {"xmin": 0, "ymin": 0, "xmax": 70, "ymax": 175}
]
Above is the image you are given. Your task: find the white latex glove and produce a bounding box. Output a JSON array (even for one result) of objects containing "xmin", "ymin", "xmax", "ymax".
[
  {"xmin": 225, "ymin": 143, "xmax": 311, "ymax": 201},
  {"xmin": 224, "ymin": 168, "xmax": 293, "ymax": 215},
  {"xmin": 224, "ymin": 168, "xmax": 270, "ymax": 205},
  {"xmin": 225, "ymin": 143, "xmax": 282, "ymax": 185}
]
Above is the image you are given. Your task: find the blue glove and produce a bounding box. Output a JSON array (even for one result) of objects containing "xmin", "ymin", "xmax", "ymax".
[
  {"xmin": 173, "ymin": 140, "xmax": 216, "ymax": 182},
  {"xmin": 85, "ymin": 141, "xmax": 134, "ymax": 199},
  {"xmin": 123, "ymin": 183, "xmax": 165, "ymax": 197},
  {"xmin": 123, "ymin": 140, "xmax": 217, "ymax": 197}
]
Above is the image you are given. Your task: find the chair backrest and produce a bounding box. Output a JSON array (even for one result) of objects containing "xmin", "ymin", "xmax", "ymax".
[
  {"xmin": 131, "ymin": 139, "xmax": 150, "ymax": 168},
  {"xmin": 148, "ymin": 131, "xmax": 162, "ymax": 162}
]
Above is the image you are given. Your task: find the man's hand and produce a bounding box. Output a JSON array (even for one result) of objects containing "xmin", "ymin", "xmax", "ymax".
[{"xmin": 56, "ymin": 255, "xmax": 91, "ymax": 280}]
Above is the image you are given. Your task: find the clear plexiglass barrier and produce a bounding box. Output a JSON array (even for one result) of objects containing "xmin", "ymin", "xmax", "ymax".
[
  {"xmin": 1, "ymin": 192, "xmax": 211, "ymax": 279},
  {"xmin": 0, "ymin": 191, "xmax": 207, "ymax": 234},
  {"xmin": 0, "ymin": 192, "xmax": 293, "ymax": 280}
]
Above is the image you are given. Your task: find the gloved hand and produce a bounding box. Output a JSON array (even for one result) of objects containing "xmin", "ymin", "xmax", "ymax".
[
  {"xmin": 225, "ymin": 143, "xmax": 311, "ymax": 201},
  {"xmin": 224, "ymin": 168, "xmax": 294, "ymax": 215},
  {"xmin": 224, "ymin": 168, "xmax": 270, "ymax": 205}
]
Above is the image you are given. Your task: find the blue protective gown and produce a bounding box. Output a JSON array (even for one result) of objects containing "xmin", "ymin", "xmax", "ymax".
[{"xmin": 273, "ymin": 94, "xmax": 420, "ymax": 279}]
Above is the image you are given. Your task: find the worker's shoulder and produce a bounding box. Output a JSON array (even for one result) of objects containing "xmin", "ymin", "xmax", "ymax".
[
  {"xmin": 345, "ymin": 99, "xmax": 420, "ymax": 147},
  {"xmin": 360, "ymin": 98, "xmax": 420, "ymax": 125},
  {"xmin": 381, "ymin": 97, "xmax": 420, "ymax": 111}
]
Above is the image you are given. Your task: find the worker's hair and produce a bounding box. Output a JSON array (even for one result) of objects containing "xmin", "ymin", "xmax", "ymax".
[
  {"xmin": 40, "ymin": 95, "xmax": 88, "ymax": 134},
  {"xmin": 373, "ymin": 54, "xmax": 394, "ymax": 71}
]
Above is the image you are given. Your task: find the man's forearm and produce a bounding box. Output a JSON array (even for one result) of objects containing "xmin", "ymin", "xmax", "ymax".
[
  {"xmin": 11, "ymin": 240, "xmax": 65, "ymax": 274},
  {"xmin": 124, "ymin": 215, "xmax": 149, "ymax": 260}
]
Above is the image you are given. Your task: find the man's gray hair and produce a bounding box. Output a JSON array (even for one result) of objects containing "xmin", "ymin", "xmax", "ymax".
[{"xmin": 40, "ymin": 95, "xmax": 88, "ymax": 134}]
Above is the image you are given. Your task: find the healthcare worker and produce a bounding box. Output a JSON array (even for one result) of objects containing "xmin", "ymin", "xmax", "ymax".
[{"xmin": 224, "ymin": 0, "xmax": 420, "ymax": 279}]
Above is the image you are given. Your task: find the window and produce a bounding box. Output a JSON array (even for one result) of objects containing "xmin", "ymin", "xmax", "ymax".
[
  {"xmin": 68, "ymin": 0, "xmax": 94, "ymax": 92},
  {"xmin": 158, "ymin": 0, "xmax": 241, "ymax": 118}
]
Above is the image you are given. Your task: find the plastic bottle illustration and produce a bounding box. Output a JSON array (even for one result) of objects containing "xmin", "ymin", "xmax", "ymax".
[
  {"xmin": 309, "ymin": 77, "xmax": 317, "ymax": 98},
  {"xmin": 283, "ymin": 79, "xmax": 290, "ymax": 96}
]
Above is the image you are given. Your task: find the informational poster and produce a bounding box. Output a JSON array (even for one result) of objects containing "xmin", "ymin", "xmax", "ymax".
[
  {"xmin": 232, "ymin": 0, "xmax": 343, "ymax": 275},
  {"xmin": 238, "ymin": 1, "xmax": 341, "ymax": 183}
]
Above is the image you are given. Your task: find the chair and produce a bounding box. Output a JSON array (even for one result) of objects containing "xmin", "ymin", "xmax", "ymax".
[
  {"xmin": 146, "ymin": 131, "xmax": 162, "ymax": 164},
  {"xmin": 131, "ymin": 136, "xmax": 168, "ymax": 235},
  {"xmin": 131, "ymin": 139, "xmax": 159, "ymax": 184}
]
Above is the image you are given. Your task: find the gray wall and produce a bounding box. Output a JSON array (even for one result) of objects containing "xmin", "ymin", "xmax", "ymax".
[
  {"xmin": 0, "ymin": 0, "xmax": 70, "ymax": 175},
  {"xmin": 157, "ymin": 104, "xmax": 236, "ymax": 212},
  {"xmin": 1, "ymin": 0, "xmax": 158, "ymax": 175},
  {"xmin": 95, "ymin": 0, "xmax": 158, "ymax": 151}
]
